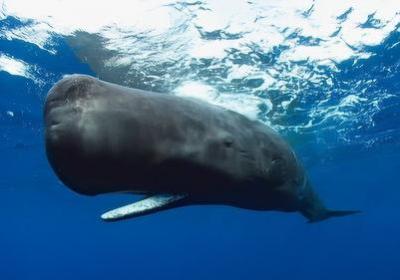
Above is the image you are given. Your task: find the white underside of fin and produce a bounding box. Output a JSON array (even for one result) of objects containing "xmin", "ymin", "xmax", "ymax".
[{"xmin": 101, "ymin": 194, "xmax": 187, "ymax": 221}]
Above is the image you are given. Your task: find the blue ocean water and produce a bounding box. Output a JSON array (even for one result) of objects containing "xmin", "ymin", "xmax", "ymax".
[{"xmin": 1, "ymin": 1, "xmax": 400, "ymax": 279}]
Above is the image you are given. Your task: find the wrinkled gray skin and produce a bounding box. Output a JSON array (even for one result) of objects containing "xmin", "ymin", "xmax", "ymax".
[{"xmin": 45, "ymin": 75, "xmax": 357, "ymax": 222}]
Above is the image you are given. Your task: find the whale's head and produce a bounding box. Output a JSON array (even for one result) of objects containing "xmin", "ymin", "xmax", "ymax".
[{"xmin": 44, "ymin": 75, "xmax": 127, "ymax": 196}]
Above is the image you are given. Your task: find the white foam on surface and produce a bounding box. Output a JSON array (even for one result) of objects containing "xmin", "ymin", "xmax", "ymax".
[
  {"xmin": 0, "ymin": 54, "xmax": 31, "ymax": 77},
  {"xmin": 3, "ymin": 0, "xmax": 398, "ymax": 62}
]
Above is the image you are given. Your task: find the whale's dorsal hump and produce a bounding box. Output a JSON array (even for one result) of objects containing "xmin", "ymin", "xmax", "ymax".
[{"xmin": 101, "ymin": 194, "xmax": 187, "ymax": 221}]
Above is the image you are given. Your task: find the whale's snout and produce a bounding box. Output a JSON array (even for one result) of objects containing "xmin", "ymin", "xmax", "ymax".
[{"xmin": 44, "ymin": 76, "xmax": 93, "ymax": 190}]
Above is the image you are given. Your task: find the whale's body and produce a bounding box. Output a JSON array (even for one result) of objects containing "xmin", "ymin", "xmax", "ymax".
[{"xmin": 45, "ymin": 75, "xmax": 357, "ymax": 222}]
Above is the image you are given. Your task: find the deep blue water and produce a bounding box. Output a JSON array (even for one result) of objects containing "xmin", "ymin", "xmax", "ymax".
[{"xmin": 1, "ymin": 2, "xmax": 400, "ymax": 280}]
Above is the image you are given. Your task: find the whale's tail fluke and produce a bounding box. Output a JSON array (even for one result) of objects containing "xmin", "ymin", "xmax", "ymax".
[
  {"xmin": 303, "ymin": 208, "xmax": 361, "ymax": 223},
  {"xmin": 299, "ymin": 180, "xmax": 361, "ymax": 223}
]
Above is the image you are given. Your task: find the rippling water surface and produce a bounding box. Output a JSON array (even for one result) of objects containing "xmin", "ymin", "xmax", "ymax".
[{"xmin": 1, "ymin": 1, "xmax": 399, "ymax": 279}]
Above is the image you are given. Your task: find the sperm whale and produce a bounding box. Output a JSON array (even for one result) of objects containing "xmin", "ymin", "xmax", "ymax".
[{"xmin": 44, "ymin": 74, "xmax": 358, "ymax": 222}]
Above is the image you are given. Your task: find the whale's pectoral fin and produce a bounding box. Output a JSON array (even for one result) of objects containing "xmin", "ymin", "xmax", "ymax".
[{"xmin": 101, "ymin": 194, "xmax": 188, "ymax": 221}]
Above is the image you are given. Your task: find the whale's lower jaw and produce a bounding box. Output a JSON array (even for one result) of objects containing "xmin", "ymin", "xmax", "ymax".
[{"xmin": 101, "ymin": 194, "xmax": 188, "ymax": 221}]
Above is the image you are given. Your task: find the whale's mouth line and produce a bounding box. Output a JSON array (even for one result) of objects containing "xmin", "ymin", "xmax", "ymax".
[{"xmin": 100, "ymin": 193, "xmax": 188, "ymax": 221}]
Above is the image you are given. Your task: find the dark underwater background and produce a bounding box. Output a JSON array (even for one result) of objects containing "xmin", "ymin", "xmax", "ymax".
[{"xmin": 1, "ymin": 1, "xmax": 399, "ymax": 279}]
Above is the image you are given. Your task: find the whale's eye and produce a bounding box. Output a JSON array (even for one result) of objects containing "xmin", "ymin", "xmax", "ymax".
[
  {"xmin": 271, "ymin": 155, "xmax": 279, "ymax": 164},
  {"xmin": 223, "ymin": 138, "xmax": 234, "ymax": 148}
]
